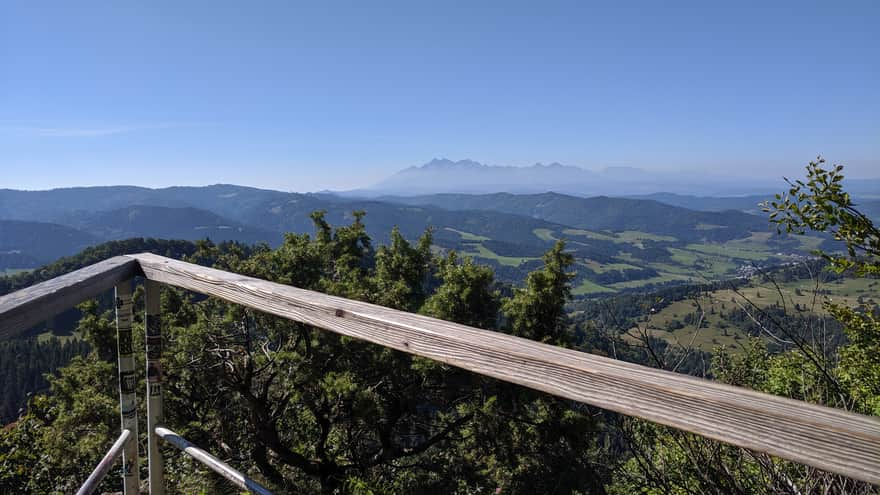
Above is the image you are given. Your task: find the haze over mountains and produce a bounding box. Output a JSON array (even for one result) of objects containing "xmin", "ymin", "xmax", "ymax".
[
  {"xmin": 359, "ymin": 158, "xmax": 880, "ymax": 198},
  {"xmin": 0, "ymin": 187, "xmax": 826, "ymax": 296},
  {"xmin": 1, "ymin": 158, "xmax": 875, "ymax": 294}
]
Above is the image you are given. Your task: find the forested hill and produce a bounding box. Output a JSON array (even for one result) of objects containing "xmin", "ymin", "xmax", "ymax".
[
  {"xmin": 0, "ymin": 204, "xmax": 279, "ymax": 269},
  {"xmin": 626, "ymin": 193, "xmax": 769, "ymax": 214},
  {"xmin": 1, "ymin": 185, "xmax": 772, "ymax": 243},
  {"xmin": 0, "ymin": 220, "xmax": 99, "ymax": 269},
  {"xmin": 1, "ymin": 185, "xmax": 824, "ymax": 295},
  {"xmin": 56, "ymin": 205, "xmax": 282, "ymax": 246},
  {"xmin": 238, "ymin": 195, "xmax": 570, "ymax": 247},
  {"xmin": 0, "ymin": 184, "xmax": 288, "ymax": 222},
  {"xmin": 376, "ymin": 192, "xmax": 769, "ymax": 242},
  {"xmin": 0, "ymin": 238, "xmax": 199, "ymax": 297}
]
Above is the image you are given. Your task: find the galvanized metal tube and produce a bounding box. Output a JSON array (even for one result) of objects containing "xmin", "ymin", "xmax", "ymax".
[
  {"xmin": 145, "ymin": 280, "xmax": 165, "ymax": 494},
  {"xmin": 75, "ymin": 428, "xmax": 132, "ymax": 495},
  {"xmin": 154, "ymin": 427, "xmax": 273, "ymax": 495},
  {"xmin": 115, "ymin": 281, "xmax": 140, "ymax": 494}
]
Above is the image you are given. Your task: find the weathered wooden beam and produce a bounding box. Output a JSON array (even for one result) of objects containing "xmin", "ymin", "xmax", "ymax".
[
  {"xmin": 0, "ymin": 256, "xmax": 142, "ymax": 339},
  {"xmin": 129, "ymin": 253, "xmax": 880, "ymax": 485}
]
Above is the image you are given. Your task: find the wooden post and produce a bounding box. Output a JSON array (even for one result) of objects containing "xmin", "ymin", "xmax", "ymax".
[
  {"xmin": 115, "ymin": 282, "xmax": 139, "ymax": 494},
  {"xmin": 145, "ymin": 280, "xmax": 165, "ymax": 494}
]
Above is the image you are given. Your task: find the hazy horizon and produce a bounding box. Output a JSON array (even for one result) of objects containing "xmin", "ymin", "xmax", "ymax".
[
  {"xmin": 1, "ymin": 156, "xmax": 879, "ymax": 195},
  {"xmin": 2, "ymin": 2, "xmax": 878, "ymax": 191}
]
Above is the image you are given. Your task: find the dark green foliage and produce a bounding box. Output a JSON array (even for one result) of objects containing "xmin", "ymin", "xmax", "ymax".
[
  {"xmin": 0, "ymin": 238, "xmax": 199, "ymax": 297},
  {"xmin": 422, "ymin": 251, "xmax": 499, "ymax": 329},
  {"xmin": 0, "ymin": 355, "xmax": 121, "ymax": 494},
  {"xmin": 504, "ymin": 241, "xmax": 575, "ymax": 344},
  {"xmin": 372, "ymin": 226, "xmax": 433, "ymax": 311},
  {"xmin": 0, "ymin": 338, "xmax": 89, "ymax": 424}
]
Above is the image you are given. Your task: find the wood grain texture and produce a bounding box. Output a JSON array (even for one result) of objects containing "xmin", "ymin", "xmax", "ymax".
[
  {"xmin": 129, "ymin": 253, "xmax": 880, "ymax": 484},
  {"xmin": 0, "ymin": 256, "xmax": 141, "ymax": 339}
]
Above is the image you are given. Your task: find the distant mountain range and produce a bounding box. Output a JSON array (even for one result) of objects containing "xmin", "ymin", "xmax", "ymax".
[
  {"xmin": 357, "ymin": 158, "xmax": 880, "ymax": 198},
  {"xmin": 0, "ymin": 184, "xmax": 289, "ymax": 223},
  {"xmin": 0, "ymin": 181, "xmax": 858, "ymax": 295}
]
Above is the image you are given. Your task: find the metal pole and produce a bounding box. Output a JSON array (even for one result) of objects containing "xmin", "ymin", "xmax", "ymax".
[
  {"xmin": 145, "ymin": 280, "xmax": 165, "ymax": 494},
  {"xmin": 75, "ymin": 429, "xmax": 132, "ymax": 495},
  {"xmin": 115, "ymin": 281, "xmax": 140, "ymax": 494},
  {"xmin": 154, "ymin": 427, "xmax": 274, "ymax": 495}
]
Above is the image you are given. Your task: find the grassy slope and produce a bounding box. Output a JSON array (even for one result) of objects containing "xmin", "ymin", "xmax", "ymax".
[
  {"xmin": 459, "ymin": 241, "xmax": 540, "ymax": 267},
  {"xmin": 625, "ymin": 277, "xmax": 879, "ymax": 352},
  {"xmin": 450, "ymin": 222, "xmax": 825, "ymax": 295},
  {"xmin": 572, "ymin": 279, "xmax": 616, "ymax": 295}
]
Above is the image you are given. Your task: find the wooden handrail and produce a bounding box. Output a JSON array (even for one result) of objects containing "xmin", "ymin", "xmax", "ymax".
[
  {"xmin": 0, "ymin": 256, "xmax": 141, "ymax": 339},
  {"xmin": 1, "ymin": 253, "xmax": 879, "ymax": 484},
  {"xmin": 129, "ymin": 253, "xmax": 880, "ymax": 485}
]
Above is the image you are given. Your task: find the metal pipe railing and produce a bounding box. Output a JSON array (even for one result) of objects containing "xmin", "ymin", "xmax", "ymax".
[
  {"xmin": 154, "ymin": 426, "xmax": 274, "ymax": 495},
  {"xmin": 75, "ymin": 428, "xmax": 133, "ymax": 495}
]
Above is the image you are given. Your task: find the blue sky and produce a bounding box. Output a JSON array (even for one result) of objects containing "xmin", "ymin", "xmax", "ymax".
[{"xmin": 1, "ymin": 1, "xmax": 878, "ymax": 191}]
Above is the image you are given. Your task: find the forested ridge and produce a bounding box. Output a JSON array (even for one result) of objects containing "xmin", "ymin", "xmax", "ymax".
[
  {"xmin": 0, "ymin": 161, "xmax": 878, "ymax": 494},
  {"xmin": 0, "ymin": 238, "xmax": 199, "ymax": 297},
  {"xmin": 0, "ymin": 182, "xmax": 837, "ymax": 295}
]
